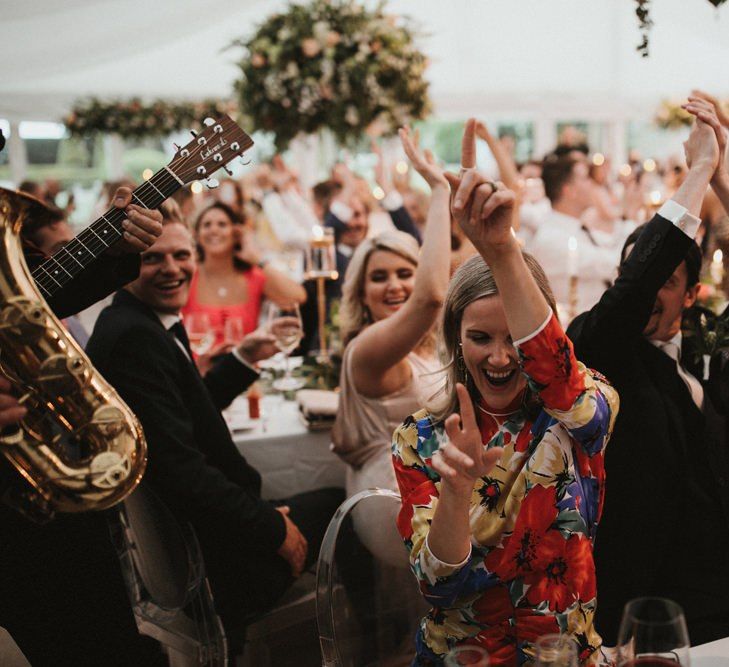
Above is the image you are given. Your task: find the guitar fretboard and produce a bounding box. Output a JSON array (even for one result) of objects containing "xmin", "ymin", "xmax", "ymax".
[{"xmin": 31, "ymin": 167, "xmax": 183, "ymax": 299}]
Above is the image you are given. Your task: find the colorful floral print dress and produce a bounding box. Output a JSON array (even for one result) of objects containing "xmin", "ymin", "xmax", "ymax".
[{"xmin": 392, "ymin": 314, "xmax": 619, "ymax": 665}]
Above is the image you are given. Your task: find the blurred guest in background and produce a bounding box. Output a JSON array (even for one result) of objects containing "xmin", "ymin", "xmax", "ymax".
[
  {"xmin": 528, "ymin": 154, "xmax": 619, "ymax": 315},
  {"xmin": 182, "ymin": 201, "xmax": 305, "ymax": 351}
]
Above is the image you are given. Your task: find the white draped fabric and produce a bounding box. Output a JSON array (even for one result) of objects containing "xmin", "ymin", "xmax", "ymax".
[{"xmin": 1, "ymin": 0, "xmax": 728, "ymax": 122}]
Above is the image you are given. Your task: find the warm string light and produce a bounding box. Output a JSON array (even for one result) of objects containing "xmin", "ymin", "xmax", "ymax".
[
  {"xmin": 592, "ymin": 153, "xmax": 605, "ymax": 166},
  {"xmin": 395, "ymin": 160, "xmax": 409, "ymax": 174},
  {"xmin": 643, "ymin": 158, "xmax": 657, "ymax": 173},
  {"xmin": 619, "ymin": 164, "xmax": 632, "ymax": 177},
  {"xmin": 142, "ymin": 168, "xmax": 153, "ymax": 181},
  {"xmin": 190, "ymin": 181, "xmax": 203, "ymax": 194},
  {"xmin": 372, "ymin": 186, "xmax": 385, "ymax": 200}
]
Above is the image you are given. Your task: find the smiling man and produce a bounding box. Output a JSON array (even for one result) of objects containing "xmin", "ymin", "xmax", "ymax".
[
  {"xmin": 85, "ymin": 215, "xmax": 343, "ymax": 647},
  {"xmin": 567, "ymin": 118, "xmax": 729, "ymax": 647}
]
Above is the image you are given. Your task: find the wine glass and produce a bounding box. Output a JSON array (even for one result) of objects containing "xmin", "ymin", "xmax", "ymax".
[
  {"xmin": 184, "ymin": 313, "xmax": 215, "ymax": 356},
  {"xmin": 534, "ymin": 634, "xmax": 578, "ymax": 667},
  {"xmin": 224, "ymin": 316, "xmax": 245, "ymax": 345},
  {"xmin": 266, "ymin": 303, "xmax": 304, "ymax": 392},
  {"xmin": 617, "ymin": 597, "xmax": 691, "ymax": 667},
  {"xmin": 444, "ymin": 646, "xmax": 490, "ymax": 667}
]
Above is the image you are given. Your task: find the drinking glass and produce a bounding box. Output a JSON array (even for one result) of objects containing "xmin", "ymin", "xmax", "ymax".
[
  {"xmin": 617, "ymin": 597, "xmax": 691, "ymax": 667},
  {"xmin": 535, "ymin": 634, "xmax": 578, "ymax": 667},
  {"xmin": 184, "ymin": 313, "xmax": 215, "ymax": 356},
  {"xmin": 266, "ymin": 303, "xmax": 304, "ymax": 391},
  {"xmin": 444, "ymin": 646, "xmax": 490, "ymax": 667},
  {"xmin": 223, "ymin": 316, "xmax": 245, "ymax": 345}
]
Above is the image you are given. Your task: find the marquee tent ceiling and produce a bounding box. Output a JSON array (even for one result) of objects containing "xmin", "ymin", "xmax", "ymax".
[{"xmin": 3, "ymin": 0, "xmax": 729, "ymax": 122}]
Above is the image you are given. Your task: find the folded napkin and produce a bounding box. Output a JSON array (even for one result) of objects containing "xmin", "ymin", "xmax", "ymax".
[{"xmin": 296, "ymin": 389, "xmax": 339, "ymax": 418}]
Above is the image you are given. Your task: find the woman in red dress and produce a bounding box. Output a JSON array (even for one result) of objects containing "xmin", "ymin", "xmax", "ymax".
[{"xmin": 182, "ymin": 202, "xmax": 305, "ymax": 352}]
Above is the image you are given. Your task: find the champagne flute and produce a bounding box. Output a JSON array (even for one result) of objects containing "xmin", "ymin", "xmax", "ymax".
[
  {"xmin": 617, "ymin": 598, "xmax": 691, "ymax": 667},
  {"xmin": 184, "ymin": 313, "xmax": 215, "ymax": 356},
  {"xmin": 224, "ymin": 316, "xmax": 245, "ymax": 345},
  {"xmin": 267, "ymin": 303, "xmax": 304, "ymax": 392},
  {"xmin": 535, "ymin": 634, "xmax": 578, "ymax": 667},
  {"xmin": 444, "ymin": 646, "xmax": 490, "ymax": 667}
]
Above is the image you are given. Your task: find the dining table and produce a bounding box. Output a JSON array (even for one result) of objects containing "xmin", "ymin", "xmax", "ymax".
[
  {"xmin": 692, "ymin": 636, "xmax": 729, "ymax": 664},
  {"xmin": 227, "ymin": 393, "xmax": 346, "ymax": 500}
]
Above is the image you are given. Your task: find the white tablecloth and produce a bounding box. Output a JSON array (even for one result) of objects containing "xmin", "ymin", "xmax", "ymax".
[
  {"xmin": 692, "ymin": 636, "xmax": 729, "ymax": 665},
  {"xmin": 228, "ymin": 394, "xmax": 346, "ymax": 500}
]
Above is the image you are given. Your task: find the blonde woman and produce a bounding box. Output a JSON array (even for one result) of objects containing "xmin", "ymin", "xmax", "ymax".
[
  {"xmin": 392, "ymin": 121, "xmax": 619, "ymax": 664},
  {"xmin": 332, "ymin": 128, "xmax": 451, "ymax": 560}
]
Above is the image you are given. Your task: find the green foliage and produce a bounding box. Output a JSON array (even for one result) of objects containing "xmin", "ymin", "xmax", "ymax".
[
  {"xmin": 230, "ymin": 0, "xmax": 431, "ymax": 150},
  {"xmin": 64, "ymin": 98, "xmax": 238, "ymax": 139}
]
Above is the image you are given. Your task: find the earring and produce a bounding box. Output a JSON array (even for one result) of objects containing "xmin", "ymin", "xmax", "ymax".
[{"xmin": 456, "ymin": 343, "xmax": 469, "ymax": 385}]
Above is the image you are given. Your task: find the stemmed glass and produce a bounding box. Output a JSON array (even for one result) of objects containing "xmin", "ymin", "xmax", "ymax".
[
  {"xmin": 535, "ymin": 634, "xmax": 578, "ymax": 667},
  {"xmin": 445, "ymin": 646, "xmax": 490, "ymax": 666},
  {"xmin": 223, "ymin": 316, "xmax": 245, "ymax": 345},
  {"xmin": 184, "ymin": 313, "xmax": 215, "ymax": 356},
  {"xmin": 266, "ymin": 303, "xmax": 304, "ymax": 392},
  {"xmin": 617, "ymin": 597, "xmax": 691, "ymax": 666}
]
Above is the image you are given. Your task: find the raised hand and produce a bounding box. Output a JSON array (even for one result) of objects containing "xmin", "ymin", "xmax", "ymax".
[
  {"xmin": 445, "ymin": 119, "xmax": 517, "ymax": 253},
  {"xmin": 691, "ymin": 89, "xmax": 729, "ymax": 128},
  {"xmin": 683, "ymin": 96, "xmax": 728, "ymax": 181},
  {"xmin": 432, "ymin": 383, "xmax": 504, "ymax": 496},
  {"xmin": 398, "ymin": 126, "xmax": 448, "ymax": 190},
  {"xmin": 683, "ymin": 115, "xmax": 721, "ymax": 174}
]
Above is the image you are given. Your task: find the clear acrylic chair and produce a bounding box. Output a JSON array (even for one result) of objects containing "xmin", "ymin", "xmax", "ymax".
[
  {"xmin": 316, "ymin": 488, "xmax": 429, "ymax": 667},
  {"xmin": 109, "ymin": 483, "xmax": 228, "ymax": 667}
]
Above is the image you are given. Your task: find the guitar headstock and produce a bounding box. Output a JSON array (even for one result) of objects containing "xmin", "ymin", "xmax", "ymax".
[{"xmin": 168, "ymin": 115, "xmax": 254, "ymax": 187}]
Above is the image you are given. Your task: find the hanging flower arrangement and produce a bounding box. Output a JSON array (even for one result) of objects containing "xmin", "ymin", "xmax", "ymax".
[
  {"xmin": 63, "ymin": 98, "xmax": 239, "ymax": 139},
  {"xmin": 230, "ymin": 0, "xmax": 431, "ymax": 150},
  {"xmin": 635, "ymin": 0, "xmax": 726, "ymax": 56},
  {"xmin": 655, "ymin": 97, "xmax": 729, "ymax": 129}
]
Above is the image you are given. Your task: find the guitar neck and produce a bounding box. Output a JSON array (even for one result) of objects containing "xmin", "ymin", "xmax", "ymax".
[{"xmin": 30, "ymin": 167, "xmax": 184, "ymax": 300}]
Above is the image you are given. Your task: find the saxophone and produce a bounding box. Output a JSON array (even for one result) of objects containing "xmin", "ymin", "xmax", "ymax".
[{"xmin": 0, "ymin": 188, "xmax": 146, "ymax": 520}]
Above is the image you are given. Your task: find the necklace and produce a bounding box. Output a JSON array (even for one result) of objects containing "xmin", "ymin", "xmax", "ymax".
[{"xmin": 476, "ymin": 403, "xmax": 515, "ymax": 418}]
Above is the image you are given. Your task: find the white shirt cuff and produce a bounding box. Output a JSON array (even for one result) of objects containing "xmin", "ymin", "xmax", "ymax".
[
  {"xmin": 513, "ymin": 309, "xmax": 553, "ymax": 348},
  {"xmin": 231, "ymin": 347, "xmax": 259, "ymax": 374},
  {"xmin": 658, "ymin": 200, "xmax": 701, "ymax": 239},
  {"xmin": 329, "ymin": 200, "xmax": 353, "ymax": 223},
  {"xmin": 382, "ymin": 190, "xmax": 404, "ymax": 211},
  {"xmin": 423, "ymin": 534, "xmax": 472, "ymax": 570}
]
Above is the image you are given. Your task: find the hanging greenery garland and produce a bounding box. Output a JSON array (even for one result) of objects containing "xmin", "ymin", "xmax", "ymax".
[
  {"xmin": 635, "ymin": 0, "xmax": 727, "ymax": 56},
  {"xmin": 63, "ymin": 98, "xmax": 239, "ymax": 139},
  {"xmin": 230, "ymin": 0, "xmax": 431, "ymax": 150}
]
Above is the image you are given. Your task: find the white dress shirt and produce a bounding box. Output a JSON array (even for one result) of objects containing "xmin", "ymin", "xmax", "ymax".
[
  {"xmin": 650, "ymin": 332, "xmax": 704, "ymax": 409},
  {"xmin": 527, "ymin": 209, "xmax": 621, "ymax": 315}
]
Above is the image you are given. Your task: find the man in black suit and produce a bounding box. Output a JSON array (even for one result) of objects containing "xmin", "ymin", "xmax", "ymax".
[
  {"xmin": 85, "ymin": 218, "xmax": 343, "ymax": 643},
  {"xmin": 567, "ymin": 118, "xmax": 729, "ymax": 646}
]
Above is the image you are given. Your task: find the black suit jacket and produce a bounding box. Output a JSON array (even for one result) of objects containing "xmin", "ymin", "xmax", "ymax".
[
  {"xmin": 86, "ymin": 291, "xmax": 287, "ymax": 564},
  {"xmin": 567, "ymin": 213, "xmax": 729, "ymax": 645}
]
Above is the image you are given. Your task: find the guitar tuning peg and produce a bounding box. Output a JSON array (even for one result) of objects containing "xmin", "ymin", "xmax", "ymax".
[
  {"xmin": 239, "ymin": 157, "xmax": 252, "ymax": 166},
  {"xmin": 203, "ymin": 117, "xmax": 215, "ymax": 126},
  {"xmin": 222, "ymin": 166, "xmax": 233, "ymax": 176},
  {"xmin": 190, "ymin": 130, "xmax": 198, "ymax": 138},
  {"xmin": 206, "ymin": 178, "xmax": 220, "ymax": 190},
  {"xmin": 173, "ymin": 143, "xmax": 180, "ymax": 151}
]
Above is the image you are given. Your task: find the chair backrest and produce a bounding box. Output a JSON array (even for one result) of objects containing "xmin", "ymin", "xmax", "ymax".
[
  {"xmin": 110, "ymin": 483, "xmax": 228, "ymax": 667},
  {"xmin": 316, "ymin": 488, "xmax": 429, "ymax": 667}
]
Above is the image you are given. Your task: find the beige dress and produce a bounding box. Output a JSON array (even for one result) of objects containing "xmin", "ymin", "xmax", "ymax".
[{"xmin": 332, "ymin": 341, "xmax": 441, "ymax": 565}]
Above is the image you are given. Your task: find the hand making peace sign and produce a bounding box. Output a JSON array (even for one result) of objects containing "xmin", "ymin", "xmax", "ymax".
[{"xmin": 432, "ymin": 383, "xmax": 504, "ymax": 496}]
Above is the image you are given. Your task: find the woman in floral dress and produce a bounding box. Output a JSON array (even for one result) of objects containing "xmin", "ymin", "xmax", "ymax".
[{"xmin": 392, "ymin": 120, "xmax": 620, "ymax": 665}]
